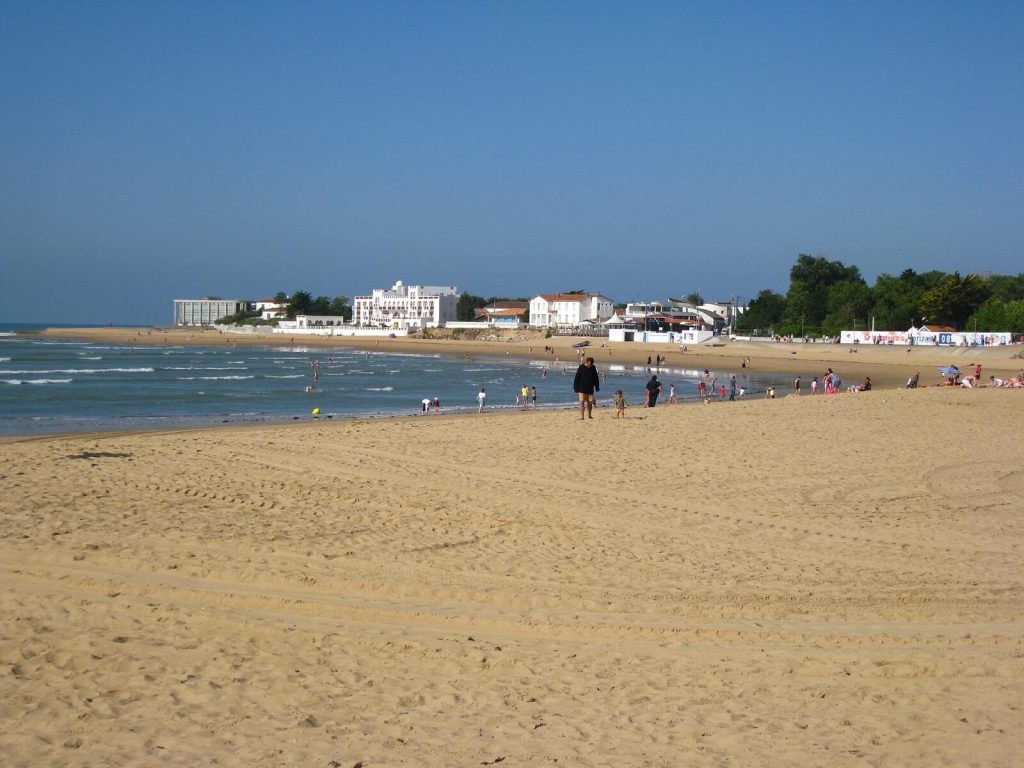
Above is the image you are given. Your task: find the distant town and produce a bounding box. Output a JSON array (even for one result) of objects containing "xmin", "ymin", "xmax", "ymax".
[
  {"xmin": 174, "ymin": 279, "xmax": 745, "ymax": 347},
  {"xmin": 173, "ymin": 256, "xmax": 1024, "ymax": 348}
]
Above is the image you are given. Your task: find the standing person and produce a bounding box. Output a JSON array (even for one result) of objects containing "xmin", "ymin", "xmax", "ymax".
[
  {"xmin": 810, "ymin": 376, "xmax": 819, "ymax": 394},
  {"xmin": 422, "ymin": 398, "xmax": 431, "ymax": 414},
  {"xmin": 975, "ymin": 363, "xmax": 982, "ymax": 382},
  {"xmin": 729, "ymin": 375, "xmax": 737, "ymax": 401},
  {"xmin": 477, "ymin": 387, "xmax": 487, "ymax": 412},
  {"xmin": 520, "ymin": 384, "xmax": 529, "ymax": 410},
  {"xmin": 646, "ymin": 374, "xmax": 663, "ymax": 407},
  {"xmin": 573, "ymin": 356, "xmax": 600, "ymax": 419},
  {"xmin": 530, "ymin": 386, "xmax": 537, "ymax": 410},
  {"xmin": 719, "ymin": 383, "xmax": 726, "ymax": 400},
  {"xmin": 794, "ymin": 376, "xmax": 802, "ymax": 395},
  {"xmin": 668, "ymin": 384, "xmax": 677, "ymax": 404},
  {"xmin": 614, "ymin": 389, "xmax": 627, "ymax": 418},
  {"xmin": 433, "ymin": 396, "xmax": 440, "ymax": 414}
]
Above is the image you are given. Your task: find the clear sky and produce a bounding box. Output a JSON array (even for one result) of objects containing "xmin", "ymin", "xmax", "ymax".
[{"xmin": 2, "ymin": 1, "xmax": 1021, "ymax": 324}]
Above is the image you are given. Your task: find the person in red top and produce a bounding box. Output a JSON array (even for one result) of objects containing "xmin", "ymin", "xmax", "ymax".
[{"xmin": 975, "ymin": 363, "xmax": 982, "ymax": 381}]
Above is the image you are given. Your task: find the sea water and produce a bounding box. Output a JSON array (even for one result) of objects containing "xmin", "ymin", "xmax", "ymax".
[{"xmin": 0, "ymin": 326, "xmax": 793, "ymax": 436}]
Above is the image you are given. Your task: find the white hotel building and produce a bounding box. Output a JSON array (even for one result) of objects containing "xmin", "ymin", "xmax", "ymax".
[{"xmin": 351, "ymin": 280, "xmax": 460, "ymax": 331}]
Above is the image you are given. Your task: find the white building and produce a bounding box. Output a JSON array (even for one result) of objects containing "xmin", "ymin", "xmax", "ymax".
[
  {"xmin": 252, "ymin": 298, "xmax": 288, "ymax": 320},
  {"xmin": 173, "ymin": 297, "xmax": 247, "ymax": 326},
  {"xmin": 351, "ymin": 280, "xmax": 460, "ymax": 330},
  {"xmin": 529, "ymin": 293, "xmax": 614, "ymax": 328}
]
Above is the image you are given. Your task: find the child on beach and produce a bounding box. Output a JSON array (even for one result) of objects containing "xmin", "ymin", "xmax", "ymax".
[{"xmin": 614, "ymin": 390, "xmax": 627, "ymax": 418}]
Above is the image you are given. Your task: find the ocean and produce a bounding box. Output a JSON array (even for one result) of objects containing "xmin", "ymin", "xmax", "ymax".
[{"xmin": 0, "ymin": 324, "xmax": 791, "ymax": 436}]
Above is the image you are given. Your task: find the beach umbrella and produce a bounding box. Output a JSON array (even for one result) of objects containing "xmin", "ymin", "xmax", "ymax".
[{"xmin": 937, "ymin": 366, "xmax": 960, "ymax": 375}]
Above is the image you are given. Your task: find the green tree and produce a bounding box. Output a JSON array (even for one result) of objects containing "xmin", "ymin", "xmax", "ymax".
[
  {"xmin": 286, "ymin": 290, "xmax": 312, "ymax": 318},
  {"xmin": 1007, "ymin": 301, "xmax": 1024, "ymax": 336},
  {"xmin": 740, "ymin": 289, "xmax": 786, "ymax": 333},
  {"xmin": 920, "ymin": 272, "xmax": 991, "ymax": 329},
  {"xmin": 868, "ymin": 269, "xmax": 931, "ymax": 330},
  {"xmin": 822, "ymin": 280, "xmax": 873, "ymax": 335},
  {"xmin": 329, "ymin": 296, "xmax": 351, "ymax": 319},
  {"xmin": 308, "ymin": 296, "xmax": 332, "ymax": 315},
  {"xmin": 967, "ymin": 299, "xmax": 1024, "ymax": 335},
  {"xmin": 456, "ymin": 293, "xmax": 485, "ymax": 321},
  {"xmin": 685, "ymin": 291, "xmax": 704, "ymax": 306},
  {"xmin": 785, "ymin": 253, "xmax": 864, "ymax": 327},
  {"xmin": 273, "ymin": 291, "xmax": 289, "ymax": 305},
  {"xmin": 985, "ymin": 273, "xmax": 1024, "ymax": 302}
]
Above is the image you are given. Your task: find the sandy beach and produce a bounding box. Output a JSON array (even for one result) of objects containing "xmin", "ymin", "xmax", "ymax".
[{"xmin": 1, "ymin": 379, "xmax": 1022, "ymax": 765}]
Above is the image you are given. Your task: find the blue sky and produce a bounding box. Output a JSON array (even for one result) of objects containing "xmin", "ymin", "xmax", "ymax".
[{"xmin": 2, "ymin": 1, "xmax": 1021, "ymax": 324}]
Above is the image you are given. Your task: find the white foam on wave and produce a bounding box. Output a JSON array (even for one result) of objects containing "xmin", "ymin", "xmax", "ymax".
[
  {"xmin": 163, "ymin": 366, "xmax": 249, "ymax": 371},
  {"xmin": 0, "ymin": 367, "xmax": 154, "ymax": 374},
  {"xmin": 364, "ymin": 386, "xmax": 394, "ymax": 391},
  {"xmin": 1, "ymin": 378, "xmax": 73, "ymax": 385},
  {"xmin": 177, "ymin": 375, "xmax": 256, "ymax": 381},
  {"xmin": 266, "ymin": 374, "xmax": 305, "ymax": 379},
  {"xmin": 0, "ymin": 357, "xmax": 10, "ymax": 362}
]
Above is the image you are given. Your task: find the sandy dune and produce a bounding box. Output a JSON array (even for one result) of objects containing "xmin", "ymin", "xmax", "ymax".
[{"xmin": 1, "ymin": 386, "xmax": 1022, "ymax": 765}]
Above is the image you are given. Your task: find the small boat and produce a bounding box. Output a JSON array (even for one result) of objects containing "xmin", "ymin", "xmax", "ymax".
[{"xmin": 572, "ymin": 340, "xmax": 591, "ymax": 348}]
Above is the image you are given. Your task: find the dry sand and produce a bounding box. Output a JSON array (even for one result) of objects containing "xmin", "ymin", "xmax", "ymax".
[{"xmin": 1, "ymin": 383, "xmax": 1022, "ymax": 766}]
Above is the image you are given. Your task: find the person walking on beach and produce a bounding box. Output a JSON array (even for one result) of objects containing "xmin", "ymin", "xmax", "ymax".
[
  {"xmin": 646, "ymin": 375, "xmax": 663, "ymax": 407},
  {"xmin": 614, "ymin": 389, "xmax": 627, "ymax": 418},
  {"xmin": 668, "ymin": 384, "xmax": 677, "ymax": 404},
  {"xmin": 530, "ymin": 386, "xmax": 538, "ymax": 410},
  {"xmin": 794, "ymin": 376, "xmax": 801, "ymax": 395},
  {"xmin": 573, "ymin": 356, "xmax": 600, "ymax": 420},
  {"xmin": 477, "ymin": 387, "xmax": 487, "ymax": 412}
]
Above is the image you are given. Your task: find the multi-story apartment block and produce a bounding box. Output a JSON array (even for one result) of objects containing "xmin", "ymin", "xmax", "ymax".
[
  {"xmin": 351, "ymin": 280, "xmax": 460, "ymax": 330},
  {"xmin": 173, "ymin": 297, "xmax": 247, "ymax": 326}
]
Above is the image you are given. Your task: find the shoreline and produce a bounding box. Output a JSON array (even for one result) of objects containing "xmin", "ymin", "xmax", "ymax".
[{"xmin": 37, "ymin": 325, "xmax": 1024, "ymax": 390}]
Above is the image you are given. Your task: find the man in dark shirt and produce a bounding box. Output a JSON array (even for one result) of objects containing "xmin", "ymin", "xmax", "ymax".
[
  {"xmin": 573, "ymin": 357, "xmax": 600, "ymax": 420},
  {"xmin": 646, "ymin": 375, "xmax": 663, "ymax": 407}
]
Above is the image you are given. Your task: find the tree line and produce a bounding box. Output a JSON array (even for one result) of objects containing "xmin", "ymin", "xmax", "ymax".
[{"xmin": 739, "ymin": 255, "xmax": 1024, "ymax": 337}]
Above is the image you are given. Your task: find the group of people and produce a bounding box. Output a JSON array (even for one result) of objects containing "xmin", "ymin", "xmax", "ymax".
[
  {"xmin": 573, "ymin": 359, "xmax": 750, "ymax": 419},
  {"xmin": 517, "ymin": 384, "xmax": 539, "ymax": 410},
  {"xmin": 988, "ymin": 373, "xmax": 1024, "ymax": 388}
]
